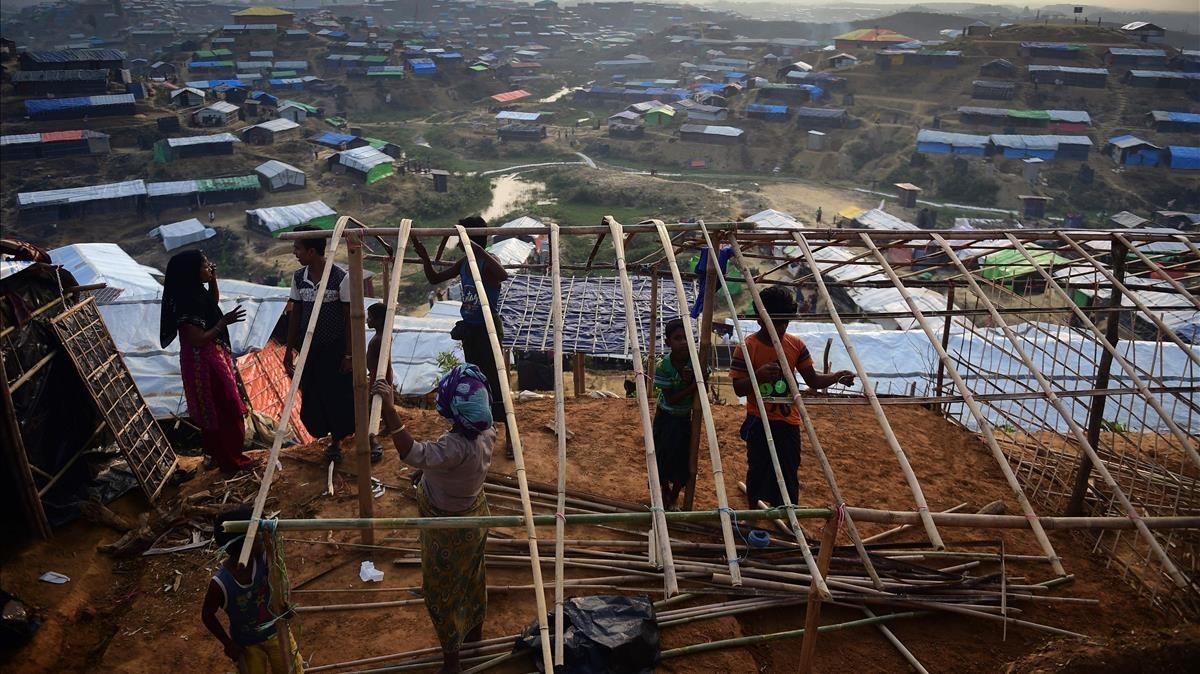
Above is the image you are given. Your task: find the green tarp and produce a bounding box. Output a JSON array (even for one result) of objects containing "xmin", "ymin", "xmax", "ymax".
[
  {"xmin": 1007, "ymin": 109, "xmax": 1051, "ymax": 120},
  {"xmin": 979, "ymin": 247, "xmax": 1071, "ymax": 281},
  {"xmin": 281, "ymin": 99, "xmax": 318, "ymax": 114},
  {"xmin": 362, "ymin": 55, "xmax": 389, "ymax": 64},
  {"xmin": 197, "ymin": 175, "xmax": 260, "ymax": 193},
  {"xmin": 367, "ymin": 70, "xmax": 405, "ymax": 77},
  {"xmin": 270, "ymin": 70, "xmax": 298, "ymax": 78},
  {"xmin": 365, "ymin": 163, "xmax": 394, "ymax": 185}
]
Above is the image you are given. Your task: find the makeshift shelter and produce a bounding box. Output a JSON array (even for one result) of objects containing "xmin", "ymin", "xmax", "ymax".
[
  {"xmin": 988, "ymin": 135, "xmax": 1092, "ymax": 161},
  {"xmin": 246, "ymin": 200, "xmax": 336, "ymax": 235},
  {"xmin": 1125, "ymin": 70, "xmax": 1200, "ymax": 90},
  {"xmin": 1, "ymin": 259, "xmax": 175, "ymax": 540},
  {"xmin": 644, "ymin": 106, "xmax": 676, "ymax": 126},
  {"xmin": 794, "ymin": 107, "xmax": 848, "ymax": 128},
  {"xmin": 24, "ymin": 94, "xmax": 135, "ymax": 120},
  {"xmin": 154, "ymin": 133, "xmax": 239, "ymax": 161},
  {"xmin": 679, "ymin": 124, "xmax": 746, "ymax": 144},
  {"xmin": 1149, "ymin": 111, "xmax": 1200, "ymax": 134},
  {"xmin": 17, "ymin": 180, "xmax": 145, "ymax": 223},
  {"xmin": 19, "ymin": 48, "xmax": 125, "ymax": 74},
  {"xmin": 255, "ymin": 160, "xmax": 306, "ymax": 191},
  {"xmin": 1019, "ymin": 42, "xmax": 1087, "ymax": 59},
  {"xmin": 916, "ymin": 129, "xmax": 988, "ymax": 156},
  {"xmin": 979, "ymin": 59, "xmax": 1016, "ymax": 78},
  {"xmin": 149, "ymin": 218, "xmax": 216, "ymax": 251},
  {"xmin": 1, "ymin": 130, "xmax": 110, "ymax": 161},
  {"xmin": 330, "ymin": 146, "xmax": 395, "ymax": 184},
  {"xmin": 1028, "ymin": 66, "xmax": 1108, "ymax": 88},
  {"xmin": 193, "ymin": 101, "xmax": 240, "ymax": 127},
  {"xmin": 1120, "ymin": 21, "xmax": 1166, "ymax": 43},
  {"xmin": 1166, "ymin": 146, "xmax": 1200, "ymax": 171},
  {"xmin": 170, "ymin": 87, "xmax": 206, "ymax": 107},
  {"xmin": 972, "ymin": 80, "xmax": 1015, "ymax": 100},
  {"xmin": 1104, "ymin": 135, "xmax": 1163, "ymax": 166},
  {"xmin": 1105, "ymin": 48, "xmax": 1168, "ymax": 67},
  {"xmin": 834, "ymin": 28, "xmax": 911, "ymax": 50},
  {"xmin": 308, "ymin": 131, "xmax": 366, "ymax": 150},
  {"xmin": 498, "ymin": 124, "xmax": 547, "ymax": 142},
  {"xmin": 242, "ymin": 118, "xmax": 301, "ymax": 144},
  {"xmin": 11, "ymin": 69, "xmax": 109, "ymax": 96},
  {"xmin": 745, "ymin": 103, "xmax": 789, "ymax": 122}
]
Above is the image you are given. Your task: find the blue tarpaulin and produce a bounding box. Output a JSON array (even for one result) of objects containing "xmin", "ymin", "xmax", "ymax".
[
  {"xmin": 25, "ymin": 94, "xmax": 134, "ymax": 115},
  {"xmin": 311, "ymin": 132, "xmax": 358, "ymax": 147},
  {"xmin": 916, "ymin": 129, "xmax": 988, "ymax": 156},
  {"xmin": 1168, "ymin": 146, "xmax": 1200, "ymax": 170}
]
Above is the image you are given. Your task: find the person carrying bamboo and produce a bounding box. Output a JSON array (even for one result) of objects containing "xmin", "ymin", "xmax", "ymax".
[
  {"xmin": 410, "ymin": 215, "xmax": 513, "ymax": 459},
  {"xmin": 653, "ymin": 318, "xmax": 704, "ymax": 509},
  {"xmin": 730, "ymin": 286, "xmax": 854, "ymax": 508},
  {"xmin": 283, "ymin": 226, "xmax": 380, "ymax": 463},
  {"xmin": 371, "ymin": 364, "xmax": 495, "ymax": 674}
]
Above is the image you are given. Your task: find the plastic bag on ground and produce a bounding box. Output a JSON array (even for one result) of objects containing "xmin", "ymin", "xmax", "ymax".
[{"xmin": 515, "ymin": 595, "xmax": 659, "ymax": 673}]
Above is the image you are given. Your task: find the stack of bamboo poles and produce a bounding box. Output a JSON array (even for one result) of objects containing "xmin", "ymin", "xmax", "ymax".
[{"xmin": 281, "ymin": 476, "xmax": 1099, "ymax": 674}]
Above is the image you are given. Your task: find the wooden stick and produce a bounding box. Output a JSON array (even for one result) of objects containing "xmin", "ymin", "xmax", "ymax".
[
  {"xmin": 294, "ymin": 598, "xmax": 424, "ymax": 613},
  {"xmin": 798, "ymin": 515, "xmax": 840, "ymax": 673},
  {"xmin": 652, "ymin": 220, "xmax": 742, "ymax": 585},
  {"xmin": 789, "ymin": 232, "xmax": 944, "ymax": 550},
  {"xmin": 862, "ymin": 502, "xmax": 971, "ymax": 544},
  {"xmin": 347, "ymin": 229, "xmax": 374, "ymax": 544},
  {"xmin": 603, "ymin": 216, "xmax": 679, "ymax": 596},
  {"xmin": 726, "ymin": 233, "xmax": 885, "ymax": 591},
  {"xmin": 262, "ymin": 530, "xmax": 298, "ymax": 674},
  {"xmin": 1114, "ymin": 232, "xmax": 1200, "ymax": 309},
  {"xmin": 454, "ymin": 224, "xmax": 554, "ymax": 673},
  {"xmin": 692, "ymin": 223, "xmax": 831, "ymax": 600},
  {"xmin": 859, "ymin": 232, "xmax": 1066, "ymax": 577},
  {"xmin": 550, "ymin": 223, "xmax": 568, "ymax": 666},
  {"xmin": 573, "ymin": 353, "xmax": 585, "ymax": 396},
  {"xmin": 684, "ymin": 246, "xmax": 717, "ymax": 510},
  {"xmin": 239, "ymin": 216, "xmax": 350, "ymax": 566},
  {"xmin": 368, "ymin": 220, "xmax": 412, "ymax": 435}
]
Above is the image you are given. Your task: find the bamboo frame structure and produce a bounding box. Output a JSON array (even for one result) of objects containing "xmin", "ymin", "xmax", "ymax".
[
  {"xmin": 604, "ymin": 217, "xmax": 680, "ymax": 596},
  {"xmin": 455, "ymin": 224, "xmax": 555, "ymax": 673},
  {"xmin": 367, "ymin": 220, "xmax": 412, "ymax": 436},
  {"xmin": 254, "ymin": 223, "xmax": 1200, "ymax": 665}
]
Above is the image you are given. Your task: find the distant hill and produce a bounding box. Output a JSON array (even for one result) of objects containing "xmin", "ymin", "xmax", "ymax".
[{"xmin": 849, "ymin": 11, "xmax": 986, "ymax": 40}]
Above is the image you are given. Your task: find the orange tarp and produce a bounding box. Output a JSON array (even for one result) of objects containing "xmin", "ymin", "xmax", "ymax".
[{"xmin": 238, "ymin": 340, "xmax": 314, "ymax": 444}]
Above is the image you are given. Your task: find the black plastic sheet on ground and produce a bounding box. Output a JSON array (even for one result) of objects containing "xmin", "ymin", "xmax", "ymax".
[
  {"xmin": 516, "ymin": 595, "xmax": 660, "ymax": 674},
  {"xmin": 498, "ymin": 275, "xmax": 696, "ymax": 356}
]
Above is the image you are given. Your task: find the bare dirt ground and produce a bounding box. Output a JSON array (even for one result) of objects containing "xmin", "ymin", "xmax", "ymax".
[
  {"xmin": 758, "ymin": 181, "xmax": 881, "ymax": 224},
  {"xmin": 4, "ymin": 398, "xmax": 1198, "ymax": 673}
]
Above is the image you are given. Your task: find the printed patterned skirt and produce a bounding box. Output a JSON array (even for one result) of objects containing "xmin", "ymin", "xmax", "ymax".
[{"xmin": 418, "ymin": 485, "xmax": 489, "ymax": 652}]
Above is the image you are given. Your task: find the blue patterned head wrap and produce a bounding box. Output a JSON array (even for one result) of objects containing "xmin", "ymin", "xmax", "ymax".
[{"xmin": 435, "ymin": 363, "xmax": 494, "ymax": 437}]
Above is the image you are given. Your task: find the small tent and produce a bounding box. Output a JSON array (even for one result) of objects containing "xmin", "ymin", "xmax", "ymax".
[
  {"xmin": 255, "ymin": 160, "xmax": 306, "ymax": 191},
  {"xmin": 150, "ymin": 218, "xmax": 216, "ymax": 251}
]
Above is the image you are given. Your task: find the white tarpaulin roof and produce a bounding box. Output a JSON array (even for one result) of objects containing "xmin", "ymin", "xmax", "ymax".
[
  {"xmin": 388, "ymin": 312, "xmax": 463, "ymax": 395},
  {"xmin": 247, "ymin": 200, "xmax": 335, "ymax": 233},
  {"xmin": 17, "ymin": 179, "xmax": 146, "ymax": 208},
  {"xmin": 151, "ymin": 218, "xmax": 216, "ymax": 251},
  {"xmin": 166, "ymin": 133, "xmax": 240, "ymax": 147},
  {"xmin": 336, "ymin": 145, "xmax": 393, "ymax": 172},
  {"xmin": 745, "ymin": 208, "xmax": 802, "ymax": 230},
  {"xmin": 255, "ymin": 160, "xmax": 306, "ymax": 189},
  {"xmin": 48, "ymin": 244, "xmax": 289, "ymax": 418}
]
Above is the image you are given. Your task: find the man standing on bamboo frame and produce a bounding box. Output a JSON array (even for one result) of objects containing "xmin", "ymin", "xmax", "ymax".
[
  {"xmin": 730, "ymin": 286, "xmax": 854, "ymax": 508},
  {"xmin": 411, "ymin": 216, "xmax": 513, "ymax": 458}
]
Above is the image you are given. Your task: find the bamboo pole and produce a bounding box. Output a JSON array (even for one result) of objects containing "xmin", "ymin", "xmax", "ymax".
[
  {"xmin": 573, "ymin": 353, "xmax": 585, "ymax": 397},
  {"xmin": 987, "ymin": 234, "xmax": 1200, "ymax": 473},
  {"xmin": 603, "ymin": 216, "xmax": 680, "ymax": 596},
  {"xmin": 660, "ymin": 611, "xmax": 929, "ymax": 660},
  {"xmin": 861, "ymin": 502, "xmax": 971, "ymax": 544},
  {"xmin": 1114, "ymin": 233, "xmax": 1200, "ymax": 309},
  {"xmin": 789, "ymin": 232, "xmax": 944, "ymax": 551},
  {"xmin": 454, "ymin": 224, "xmax": 555, "ymax": 673},
  {"xmin": 238, "ymin": 216, "xmax": 350, "ymax": 566},
  {"xmin": 368, "ymin": 220, "xmax": 412, "ymax": 436},
  {"xmin": 222, "ymin": 508, "xmax": 1200, "ymax": 533},
  {"xmin": 857, "ymin": 232, "xmax": 1066, "ymax": 577},
  {"xmin": 347, "ymin": 230, "xmax": 374, "ymax": 544},
  {"xmin": 262, "ymin": 529, "xmax": 298, "ymax": 674},
  {"xmin": 684, "ymin": 246, "xmax": 717, "ymax": 510},
  {"xmin": 295, "ymin": 598, "xmax": 424, "ymax": 613},
  {"xmin": 981, "ymin": 236, "xmax": 1191, "ymax": 587},
  {"xmin": 797, "ymin": 515, "xmax": 839, "ymax": 673},
  {"xmin": 652, "ymin": 220, "xmax": 742, "ymax": 585},
  {"xmin": 691, "ymin": 223, "xmax": 831, "ymax": 600},
  {"xmin": 862, "ymin": 606, "xmax": 929, "ymax": 674},
  {"xmin": 725, "ymin": 232, "xmax": 886, "ymax": 591},
  {"xmin": 550, "ymin": 223, "xmax": 568, "ymax": 666}
]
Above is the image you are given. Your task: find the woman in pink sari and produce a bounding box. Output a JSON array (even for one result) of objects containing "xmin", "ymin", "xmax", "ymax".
[{"xmin": 160, "ymin": 250, "xmax": 257, "ymax": 474}]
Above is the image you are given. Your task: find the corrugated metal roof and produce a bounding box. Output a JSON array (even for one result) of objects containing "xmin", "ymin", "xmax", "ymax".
[
  {"xmin": 255, "ymin": 160, "xmax": 303, "ymax": 179},
  {"xmin": 679, "ymin": 124, "xmax": 744, "ymax": 137},
  {"xmin": 1107, "ymin": 48, "xmax": 1167, "ymax": 57},
  {"xmin": 491, "ymin": 89, "xmax": 532, "ymax": 102},
  {"xmin": 496, "ymin": 111, "xmax": 541, "ymax": 121},
  {"xmin": 917, "ymin": 129, "xmax": 989, "ymax": 148},
  {"xmin": 166, "ymin": 133, "xmax": 239, "ymax": 147},
  {"xmin": 990, "ymin": 134, "xmax": 1092, "ymax": 150},
  {"xmin": 1028, "ymin": 65, "xmax": 1108, "ymax": 75},
  {"xmin": 251, "ymin": 118, "xmax": 300, "ymax": 133},
  {"xmin": 23, "ymin": 48, "xmax": 126, "ymax": 63},
  {"xmin": 202, "ymin": 101, "xmax": 240, "ymax": 114},
  {"xmin": 147, "ymin": 180, "xmax": 198, "ymax": 197},
  {"xmin": 18, "ymin": 179, "xmax": 146, "ymax": 207},
  {"xmin": 12, "ymin": 69, "xmax": 108, "ymax": 82}
]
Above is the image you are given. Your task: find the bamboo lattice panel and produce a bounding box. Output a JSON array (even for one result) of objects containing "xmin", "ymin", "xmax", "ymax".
[{"xmin": 51, "ymin": 297, "xmax": 177, "ymax": 501}]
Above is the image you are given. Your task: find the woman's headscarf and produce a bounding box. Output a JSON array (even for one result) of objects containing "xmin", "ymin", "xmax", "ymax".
[
  {"xmin": 435, "ymin": 363, "xmax": 494, "ymax": 437},
  {"xmin": 159, "ymin": 250, "xmax": 226, "ymax": 348}
]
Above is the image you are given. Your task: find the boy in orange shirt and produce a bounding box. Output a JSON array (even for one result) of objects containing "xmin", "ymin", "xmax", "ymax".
[{"xmin": 730, "ymin": 286, "xmax": 854, "ymax": 508}]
